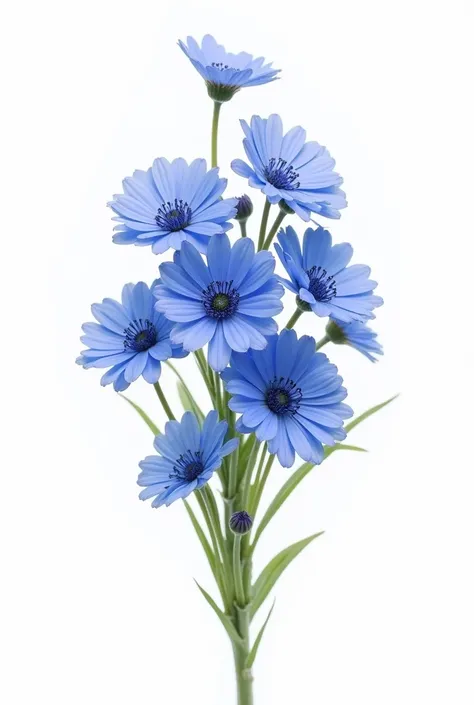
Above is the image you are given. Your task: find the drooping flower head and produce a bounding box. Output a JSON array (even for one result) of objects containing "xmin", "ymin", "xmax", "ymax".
[
  {"xmin": 231, "ymin": 115, "xmax": 347, "ymax": 220},
  {"xmin": 109, "ymin": 158, "xmax": 237, "ymax": 255},
  {"xmin": 221, "ymin": 329, "xmax": 353, "ymax": 468},
  {"xmin": 154, "ymin": 233, "xmax": 284, "ymax": 372},
  {"xmin": 275, "ymin": 225, "xmax": 383, "ymax": 323},
  {"xmin": 326, "ymin": 318, "xmax": 383, "ymax": 362},
  {"xmin": 137, "ymin": 411, "xmax": 238, "ymax": 508},
  {"xmin": 77, "ymin": 281, "xmax": 187, "ymax": 392},
  {"xmin": 178, "ymin": 35, "xmax": 280, "ymax": 103}
]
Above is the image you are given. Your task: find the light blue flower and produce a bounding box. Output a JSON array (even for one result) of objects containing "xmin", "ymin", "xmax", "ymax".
[
  {"xmin": 221, "ymin": 329, "xmax": 352, "ymax": 468},
  {"xmin": 137, "ymin": 411, "xmax": 238, "ymax": 508},
  {"xmin": 178, "ymin": 35, "xmax": 280, "ymax": 102},
  {"xmin": 77, "ymin": 281, "xmax": 187, "ymax": 392},
  {"xmin": 326, "ymin": 318, "xmax": 383, "ymax": 362},
  {"xmin": 109, "ymin": 158, "xmax": 237, "ymax": 255},
  {"xmin": 154, "ymin": 233, "xmax": 284, "ymax": 372},
  {"xmin": 275, "ymin": 225, "xmax": 383, "ymax": 323},
  {"xmin": 231, "ymin": 114, "xmax": 346, "ymax": 220}
]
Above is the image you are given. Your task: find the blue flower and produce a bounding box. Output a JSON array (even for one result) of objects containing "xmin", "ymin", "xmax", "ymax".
[
  {"xmin": 326, "ymin": 318, "xmax": 383, "ymax": 362},
  {"xmin": 154, "ymin": 233, "xmax": 284, "ymax": 372},
  {"xmin": 178, "ymin": 35, "xmax": 280, "ymax": 102},
  {"xmin": 275, "ymin": 225, "xmax": 383, "ymax": 323},
  {"xmin": 77, "ymin": 281, "xmax": 188, "ymax": 392},
  {"xmin": 221, "ymin": 329, "xmax": 352, "ymax": 468},
  {"xmin": 137, "ymin": 411, "xmax": 239, "ymax": 508},
  {"xmin": 231, "ymin": 115, "xmax": 346, "ymax": 220},
  {"xmin": 109, "ymin": 158, "xmax": 237, "ymax": 255}
]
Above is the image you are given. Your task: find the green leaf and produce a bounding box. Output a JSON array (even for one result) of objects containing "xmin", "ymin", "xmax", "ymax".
[
  {"xmin": 250, "ymin": 532, "xmax": 324, "ymax": 620},
  {"xmin": 194, "ymin": 580, "xmax": 244, "ymax": 646},
  {"xmin": 324, "ymin": 443, "xmax": 367, "ymax": 459},
  {"xmin": 119, "ymin": 394, "xmax": 160, "ymax": 436},
  {"xmin": 177, "ymin": 381, "xmax": 205, "ymax": 423},
  {"xmin": 345, "ymin": 393, "xmax": 399, "ymax": 434},
  {"xmin": 183, "ymin": 500, "xmax": 216, "ymax": 577},
  {"xmin": 246, "ymin": 600, "xmax": 275, "ymax": 668}
]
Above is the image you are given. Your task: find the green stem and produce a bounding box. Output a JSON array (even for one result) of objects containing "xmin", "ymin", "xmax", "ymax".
[
  {"xmin": 233, "ymin": 607, "xmax": 253, "ymax": 705},
  {"xmin": 211, "ymin": 101, "xmax": 221, "ymax": 168},
  {"xmin": 232, "ymin": 535, "xmax": 245, "ymax": 606},
  {"xmin": 261, "ymin": 210, "xmax": 287, "ymax": 250},
  {"xmin": 195, "ymin": 491, "xmax": 231, "ymax": 611},
  {"xmin": 239, "ymin": 221, "xmax": 247, "ymax": 238},
  {"xmin": 153, "ymin": 382, "xmax": 175, "ymax": 421},
  {"xmin": 250, "ymin": 454, "xmax": 275, "ymax": 535},
  {"xmin": 316, "ymin": 334, "xmax": 330, "ymax": 350},
  {"xmin": 285, "ymin": 308, "xmax": 303, "ymax": 330},
  {"xmin": 257, "ymin": 200, "xmax": 271, "ymax": 250}
]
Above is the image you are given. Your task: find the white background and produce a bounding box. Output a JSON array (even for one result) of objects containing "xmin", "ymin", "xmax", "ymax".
[{"xmin": 1, "ymin": 1, "xmax": 473, "ymax": 703}]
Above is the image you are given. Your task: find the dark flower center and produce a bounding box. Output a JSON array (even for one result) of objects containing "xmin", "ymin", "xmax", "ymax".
[
  {"xmin": 265, "ymin": 376, "xmax": 303, "ymax": 415},
  {"xmin": 170, "ymin": 450, "xmax": 204, "ymax": 482},
  {"xmin": 307, "ymin": 266, "xmax": 337, "ymax": 303},
  {"xmin": 263, "ymin": 157, "xmax": 300, "ymax": 191},
  {"xmin": 211, "ymin": 61, "xmax": 239, "ymax": 72},
  {"xmin": 123, "ymin": 319, "xmax": 158, "ymax": 352},
  {"xmin": 155, "ymin": 199, "xmax": 192, "ymax": 232},
  {"xmin": 203, "ymin": 281, "xmax": 240, "ymax": 320}
]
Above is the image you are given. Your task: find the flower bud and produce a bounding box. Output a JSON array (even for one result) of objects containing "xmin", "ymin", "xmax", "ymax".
[
  {"xmin": 229, "ymin": 510, "xmax": 253, "ymax": 535},
  {"xmin": 235, "ymin": 195, "xmax": 254, "ymax": 222}
]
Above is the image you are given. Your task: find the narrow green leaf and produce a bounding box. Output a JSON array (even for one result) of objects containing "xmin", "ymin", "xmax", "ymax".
[
  {"xmin": 194, "ymin": 580, "xmax": 244, "ymax": 646},
  {"xmin": 250, "ymin": 532, "xmax": 324, "ymax": 620},
  {"xmin": 345, "ymin": 393, "xmax": 399, "ymax": 434},
  {"xmin": 119, "ymin": 394, "xmax": 160, "ymax": 436},
  {"xmin": 183, "ymin": 500, "xmax": 216, "ymax": 577},
  {"xmin": 166, "ymin": 360, "xmax": 206, "ymax": 423},
  {"xmin": 246, "ymin": 600, "xmax": 276, "ymax": 668},
  {"xmin": 177, "ymin": 381, "xmax": 205, "ymax": 423},
  {"xmin": 324, "ymin": 443, "xmax": 367, "ymax": 459}
]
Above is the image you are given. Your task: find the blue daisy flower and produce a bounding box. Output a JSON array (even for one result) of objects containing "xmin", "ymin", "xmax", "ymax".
[
  {"xmin": 77, "ymin": 281, "xmax": 188, "ymax": 392},
  {"xmin": 275, "ymin": 225, "xmax": 383, "ymax": 323},
  {"xmin": 137, "ymin": 411, "xmax": 239, "ymax": 508},
  {"xmin": 221, "ymin": 329, "xmax": 353, "ymax": 468},
  {"xmin": 178, "ymin": 34, "xmax": 280, "ymax": 102},
  {"xmin": 326, "ymin": 318, "xmax": 383, "ymax": 362},
  {"xmin": 231, "ymin": 114, "xmax": 347, "ymax": 221},
  {"xmin": 154, "ymin": 233, "xmax": 284, "ymax": 372},
  {"xmin": 108, "ymin": 158, "xmax": 237, "ymax": 255}
]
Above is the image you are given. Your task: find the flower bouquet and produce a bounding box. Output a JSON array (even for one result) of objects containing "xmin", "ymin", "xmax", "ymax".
[{"xmin": 77, "ymin": 34, "xmax": 395, "ymax": 705}]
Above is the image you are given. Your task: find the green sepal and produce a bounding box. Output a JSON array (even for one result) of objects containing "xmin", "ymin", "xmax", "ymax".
[
  {"xmin": 194, "ymin": 580, "xmax": 244, "ymax": 647},
  {"xmin": 250, "ymin": 532, "xmax": 324, "ymax": 620},
  {"xmin": 119, "ymin": 394, "xmax": 160, "ymax": 436},
  {"xmin": 245, "ymin": 600, "xmax": 276, "ymax": 668}
]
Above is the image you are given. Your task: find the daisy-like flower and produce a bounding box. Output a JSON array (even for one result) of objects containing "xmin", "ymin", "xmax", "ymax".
[
  {"xmin": 77, "ymin": 281, "xmax": 187, "ymax": 392},
  {"xmin": 326, "ymin": 318, "xmax": 383, "ymax": 362},
  {"xmin": 231, "ymin": 114, "xmax": 347, "ymax": 220},
  {"xmin": 154, "ymin": 233, "xmax": 284, "ymax": 372},
  {"xmin": 109, "ymin": 157, "xmax": 237, "ymax": 255},
  {"xmin": 137, "ymin": 411, "xmax": 238, "ymax": 508},
  {"xmin": 221, "ymin": 329, "xmax": 353, "ymax": 468},
  {"xmin": 178, "ymin": 34, "xmax": 280, "ymax": 103},
  {"xmin": 275, "ymin": 225, "xmax": 383, "ymax": 323}
]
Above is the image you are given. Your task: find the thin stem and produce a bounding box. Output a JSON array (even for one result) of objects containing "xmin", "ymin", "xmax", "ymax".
[
  {"xmin": 211, "ymin": 101, "xmax": 221, "ymax": 168},
  {"xmin": 195, "ymin": 491, "xmax": 231, "ymax": 611},
  {"xmin": 261, "ymin": 209, "xmax": 287, "ymax": 250},
  {"xmin": 285, "ymin": 308, "xmax": 303, "ymax": 330},
  {"xmin": 316, "ymin": 334, "xmax": 330, "ymax": 351},
  {"xmin": 249, "ymin": 454, "xmax": 275, "ymax": 536},
  {"xmin": 239, "ymin": 221, "xmax": 247, "ymax": 238},
  {"xmin": 232, "ymin": 535, "xmax": 246, "ymax": 606},
  {"xmin": 257, "ymin": 200, "xmax": 271, "ymax": 250},
  {"xmin": 153, "ymin": 382, "xmax": 175, "ymax": 421}
]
